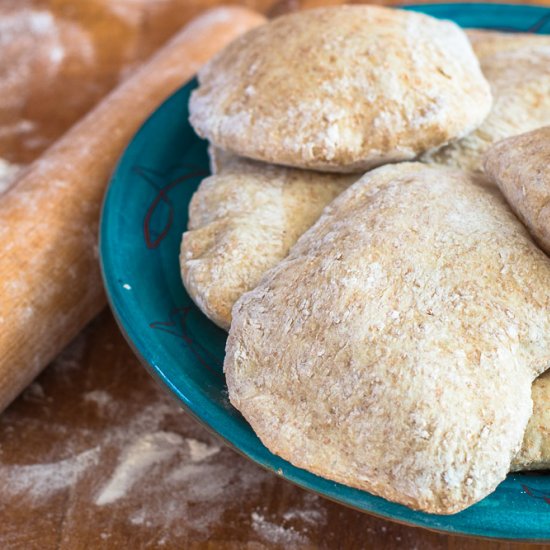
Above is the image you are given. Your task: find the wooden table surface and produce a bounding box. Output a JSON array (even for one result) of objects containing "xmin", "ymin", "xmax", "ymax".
[{"xmin": 1, "ymin": 1, "xmax": 549, "ymax": 548}]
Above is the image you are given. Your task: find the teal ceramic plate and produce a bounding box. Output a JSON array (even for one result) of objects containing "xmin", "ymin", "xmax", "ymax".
[{"xmin": 100, "ymin": 4, "xmax": 550, "ymax": 541}]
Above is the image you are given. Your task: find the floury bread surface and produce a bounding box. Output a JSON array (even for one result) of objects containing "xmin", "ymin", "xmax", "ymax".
[
  {"xmin": 189, "ymin": 6, "xmax": 491, "ymax": 172},
  {"xmin": 185, "ymin": 146, "xmax": 550, "ymax": 473},
  {"xmin": 423, "ymin": 31, "xmax": 550, "ymax": 171},
  {"xmin": 484, "ymin": 127, "xmax": 550, "ymax": 472},
  {"xmin": 512, "ymin": 370, "xmax": 550, "ymax": 471},
  {"xmin": 184, "ymin": 148, "xmax": 550, "ymax": 471},
  {"xmin": 466, "ymin": 29, "xmax": 550, "ymax": 58},
  {"xmin": 180, "ymin": 152, "xmax": 355, "ymax": 329},
  {"xmin": 225, "ymin": 163, "xmax": 550, "ymax": 514},
  {"xmin": 484, "ymin": 126, "xmax": 550, "ymax": 256}
]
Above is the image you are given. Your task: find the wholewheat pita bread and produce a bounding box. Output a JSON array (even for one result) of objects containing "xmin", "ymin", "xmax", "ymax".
[
  {"xmin": 484, "ymin": 126, "xmax": 550, "ymax": 471},
  {"xmin": 513, "ymin": 370, "xmax": 550, "ymax": 471},
  {"xmin": 423, "ymin": 32, "xmax": 550, "ymax": 171},
  {"xmin": 484, "ymin": 126, "xmax": 550, "ymax": 256},
  {"xmin": 225, "ymin": 163, "xmax": 550, "ymax": 513},
  {"xmin": 190, "ymin": 6, "xmax": 491, "ymax": 172},
  {"xmin": 180, "ymin": 153, "xmax": 355, "ymax": 329},
  {"xmin": 467, "ymin": 29, "xmax": 550, "ymax": 58},
  {"xmin": 184, "ymin": 148, "xmax": 550, "ymax": 471}
]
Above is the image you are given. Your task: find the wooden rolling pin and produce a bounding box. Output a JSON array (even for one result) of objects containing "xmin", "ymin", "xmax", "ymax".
[{"xmin": 0, "ymin": 6, "xmax": 266, "ymax": 412}]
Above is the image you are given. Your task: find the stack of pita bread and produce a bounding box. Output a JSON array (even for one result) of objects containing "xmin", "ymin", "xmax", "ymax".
[{"xmin": 183, "ymin": 5, "xmax": 550, "ymax": 514}]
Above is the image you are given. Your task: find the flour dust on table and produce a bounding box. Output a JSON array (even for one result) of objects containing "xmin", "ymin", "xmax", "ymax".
[
  {"xmin": 0, "ymin": 320, "xmax": 337, "ymax": 547},
  {"xmin": 0, "ymin": 158, "xmax": 21, "ymax": 195}
]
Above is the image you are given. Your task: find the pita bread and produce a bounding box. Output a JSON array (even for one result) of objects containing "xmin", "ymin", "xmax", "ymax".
[
  {"xmin": 484, "ymin": 126, "xmax": 550, "ymax": 255},
  {"xmin": 191, "ymin": 146, "xmax": 550, "ymax": 473},
  {"xmin": 189, "ymin": 6, "xmax": 491, "ymax": 172},
  {"xmin": 423, "ymin": 34, "xmax": 550, "ymax": 171},
  {"xmin": 180, "ymin": 153, "xmax": 355, "ymax": 329},
  {"xmin": 225, "ymin": 162, "xmax": 550, "ymax": 513},
  {"xmin": 484, "ymin": 126, "xmax": 550, "ymax": 471},
  {"xmin": 513, "ymin": 370, "xmax": 550, "ymax": 471},
  {"xmin": 466, "ymin": 29, "xmax": 550, "ymax": 58}
]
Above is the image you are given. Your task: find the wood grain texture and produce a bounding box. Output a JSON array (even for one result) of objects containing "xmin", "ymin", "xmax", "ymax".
[
  {"xmin": 0, "ymin": 0, "xmax": 549, "ymax": 548},
  {"xmin": 0, "ymin": 5, "xmax": 265, "ymax": 413}
]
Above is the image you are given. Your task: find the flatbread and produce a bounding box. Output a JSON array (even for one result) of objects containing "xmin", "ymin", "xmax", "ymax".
[
  {"xmin": 225, "ymin": 162, "xmax": 550, "ymax": 513},
  {"xmin": 189, "ymin": 147, "xmax": 550, "ymax": 471},
  {"xmin": 189, "ymin": 6, "xmax": 491, "ymax": 172},
  {"xmin": 466, "ymin": 29, "xmax": 550, "ymax": 58},
  {"xmin": 180, "ymin": 153, "xmax": 355, "ymax": 329},
  {"xmin": 484, "ymin": 126, "xmax": 550, "ymax": 470},
  {"xmin": 484, "ymin": 126, "xmax": 550, "ymax": 256},
  {"xmin": 513, "ymin": 370, "xmax": 550, "ymax": 471},
  {"xmin": 423, "ymin": 33, "xmax": 550, "ymax": 171}
]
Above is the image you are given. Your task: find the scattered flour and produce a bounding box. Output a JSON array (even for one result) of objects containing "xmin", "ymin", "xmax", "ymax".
[
  {"xmin": 129, "ymin": 508, "xmax": 147, "ymax": 526},
  {"xmin": 181, "ymin": 6, "xmax": 236, "ymax": 35},
  {"xmin": 95, "ymin": 431, "xmax": 184, "ymax": 506},
  {"xmin": 0, "ymin": 447, "xmax": 100, "ymax": 500},
  {"xmin": 99, "ymin": 0, "xmax": 166, "ymax": 28},
  {"xmin": 0, "ymin": 120, "xmax": 35, "ymax": 138},
  {"xmin": 283, "ymin": 506, "xmax": 326, "ymax": 526},
  {"xmin": 0, "ymin": 9, "xmax": 95, "ymax": 111},
  {"xmin": 93, "ymin": 423, "xmax": 250, "ymax": 537},
  {"xmin": 251, "ymin": 511, "xmax": 308, "ymax": 547},
  {"xmin": 84, "ymin": 390, "xmax": 114, "ymax": 411},
  {"xmin": 0, "ymin": 158, "xmax": 21, "ymax": 195},
  {"xmin": 0, "ymin": 335, "xmax": 323, "ymax": 543},
  {"xmin": 88, "ymin": 399, "xmax": 273, "ymax": 536},
  {"xmin": 187, "ymin": 438, "xmax": 220, "ymax": 462}
]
